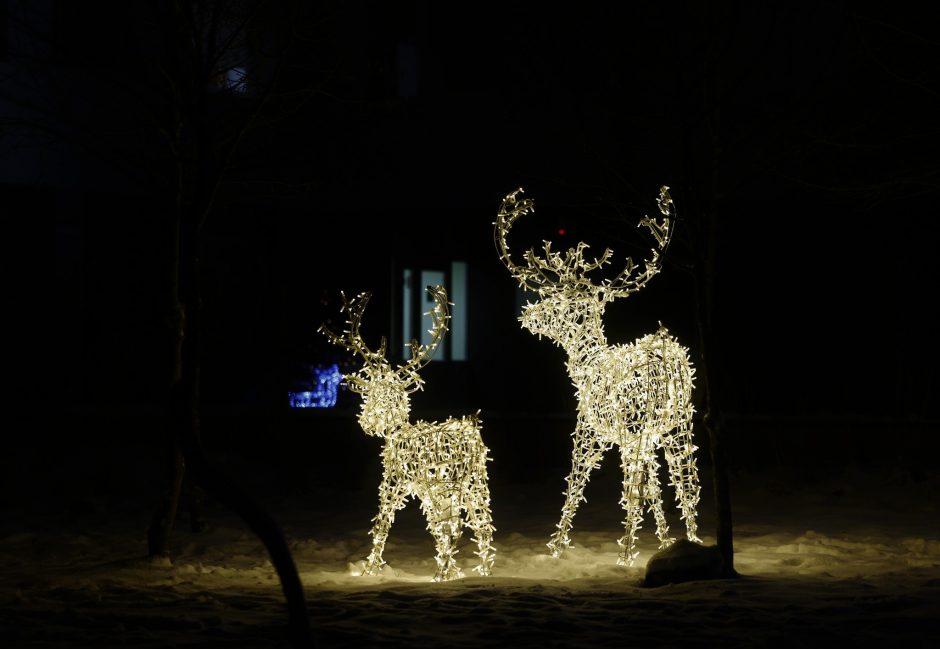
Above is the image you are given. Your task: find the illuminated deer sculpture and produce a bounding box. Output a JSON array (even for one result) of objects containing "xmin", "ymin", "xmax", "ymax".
[
  {"xmin": 320, "ymin": 285, "xmax": 495, "ymax": 581},
  {"xmin": 495, "ymin": 186, "xmax": 701, "ymax": 566}
]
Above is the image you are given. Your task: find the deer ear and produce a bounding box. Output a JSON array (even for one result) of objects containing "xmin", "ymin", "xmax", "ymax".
[{"xmin": 344, "ymin": 374, "xmax": 366, "ymax": 393}]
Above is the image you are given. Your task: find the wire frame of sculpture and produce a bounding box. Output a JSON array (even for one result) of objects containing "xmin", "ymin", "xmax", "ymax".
[
  {"xmin": 320, "ymin": 285, "xmax": 495, "ymax": 581},
  {"xmin": 494, "ymin": 186, "xmax": 701, "ymax": 566}
]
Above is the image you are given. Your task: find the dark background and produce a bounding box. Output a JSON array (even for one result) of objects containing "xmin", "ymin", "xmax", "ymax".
[
  {"xmin": 3, "ymin": 1, "xmax": 938, "ymax": 487},
  {"xmin": 3, "ymin": 8, "xmax": 938, "ymax": 648}
]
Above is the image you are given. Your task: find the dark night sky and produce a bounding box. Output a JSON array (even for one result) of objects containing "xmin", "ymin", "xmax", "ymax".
[{"xmin": 10, "ymin": 1, "xmax": 937, "ymax": 423}]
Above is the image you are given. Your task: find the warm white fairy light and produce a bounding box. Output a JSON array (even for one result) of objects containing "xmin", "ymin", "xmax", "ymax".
[
  {"xmin": 320, "ymin": 285, "xmax": 495, "ymax": 581},
  {"xmin": 495, "ymin": 186, "xmax": 701, "ymax": 566}
]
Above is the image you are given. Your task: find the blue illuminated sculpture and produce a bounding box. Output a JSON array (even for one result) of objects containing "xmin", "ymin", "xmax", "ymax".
[{"xmin": 288, "ymin": 364, "xmax": 344, "ymax": 408}]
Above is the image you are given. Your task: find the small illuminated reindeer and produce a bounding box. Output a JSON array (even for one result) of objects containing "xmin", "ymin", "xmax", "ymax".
[
  {"xmin": 319, "ymin": 285, "xmax": 495, "ymax": 581},
  {"xmin": 495, "ymin": 186, "xmax": 701, "ymax": 566}
]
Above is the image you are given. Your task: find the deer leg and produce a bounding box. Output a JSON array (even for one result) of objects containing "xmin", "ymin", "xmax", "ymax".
[
  {"xmin": 663, "ymin": 417, "xmax": 702, "ymax": 543},
  {"xmin": 644, "ymin": 437, "xmax": 675, "ymax": 549},
  {"xmin": 465, "ymin": 475, "xmax": 496, "ymax": 576},
  {"xmin": 548, "ymin": 421, "xmax": 607, "ymax": 558},
  {"xmin": 617, "ymin": 442, "xmax": 647, "ymax": 566},
  {"xmin": 427, "ymin": 492, "xmax": 464, "ymax": 581},
  {"xmin": 362, "ymin": 478, "xmax": 407, "ymax": 575}
]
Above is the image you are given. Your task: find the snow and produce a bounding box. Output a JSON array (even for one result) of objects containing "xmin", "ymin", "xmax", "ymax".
[{"xmin": 2, "ymin": 417, "xmax": 939, "ymax": 648}]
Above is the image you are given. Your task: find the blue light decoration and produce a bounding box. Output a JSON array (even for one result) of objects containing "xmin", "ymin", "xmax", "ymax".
[{"xmin": 288, "ymin": 363, "xmax": 343, "ymax": 408}]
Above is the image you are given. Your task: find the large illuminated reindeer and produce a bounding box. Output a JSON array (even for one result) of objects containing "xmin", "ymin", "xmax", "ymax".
[
  {"xmin": 495, "ymin": 186, "xmax": 701, "ymax": 566},
  {"xmin": 319, "ymin": 285, "xmax": 495, "ymax": 581}
]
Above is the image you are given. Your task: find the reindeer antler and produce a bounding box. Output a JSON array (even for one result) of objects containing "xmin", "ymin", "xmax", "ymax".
[
  {"xmin": 398, "ymin": 285, "xmax": 451, "ymax": 392},
  {"xmin": 495, "ymin": 185, "xmax": 676, "ymax": 298},
  {"xmin": 495, "ymin": 188, "xmax": 554, "ymax": 292},
  {"xmin": 318, "ymin": 291, "xmax": 388, "ymax": 363},
  {"xmin": 604, "ymin": 185, "xmax": 675, "ymax": 298}
]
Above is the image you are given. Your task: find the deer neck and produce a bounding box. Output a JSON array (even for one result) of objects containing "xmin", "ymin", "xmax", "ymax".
[{"xmin": 563, "ymin": 327, "xmax": 607, "ymax": 383}]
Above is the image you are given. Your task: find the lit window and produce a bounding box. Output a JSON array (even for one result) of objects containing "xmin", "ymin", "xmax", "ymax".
[{"xmin": 400, "ymin": 262, "xmax": 468, "ymax": 361}]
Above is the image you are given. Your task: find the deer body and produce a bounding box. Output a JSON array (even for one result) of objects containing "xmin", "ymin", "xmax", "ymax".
[
  {"xmin": 496, "ymin": 186, "xmax": 701, "ymax": 566},
  {"xmin": 370, "ymin": 414, "xmax": 492, "ymax": 580},
  {"xmin": 321, "ymin": 286, "xmax": 495, "ymax": 581},
  {"xmin": 573, "ymin": 334, "xmax": 694, "ymax": 446}
]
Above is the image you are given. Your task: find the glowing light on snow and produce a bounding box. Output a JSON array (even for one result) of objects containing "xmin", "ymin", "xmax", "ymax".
[
  {"xmin": 495, "ymin": 185, "xmax": 701, "ymax": 566},
  {"xmin": 288, "ymin": 364, "xmax": 344, "ymax": 408},
  {"xmin": 320, "ymin": 285, "xmax": 495, "ymax": 581}
]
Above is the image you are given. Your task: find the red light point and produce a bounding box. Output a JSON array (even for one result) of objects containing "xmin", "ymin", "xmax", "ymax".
[{"xmin": 558, "ymin": 228, "xmax": 566, "ymax": 236}]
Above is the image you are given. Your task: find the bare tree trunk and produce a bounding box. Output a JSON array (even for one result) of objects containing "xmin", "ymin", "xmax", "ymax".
[
  {"xmin": 693, "ymin": 2, "xmax": 736, "ymax": 576},
  {"xmin": 150, "ymin": 204, "xmax": 311, "ymax": 644},
  {"xmin": 692, "ymin": 207, "xmax": 736, "ymax": 577},
  {"xmin": 147, "ymin": 444, "xmax": 185, "ymax": 557},
  {"xmin": 144, "ymin": 4, "xmax": 312, "ymax": 642},
  {"xmin": 175, "ymin": 393, "xmax": 312, "ymax": 646},
  {"xmin": 147, "ymin": 177, "xmax": 188, "ymax": 558},
  {"xmin": 175, "ymin": 229, "xmax": 311, "ymax": 644}
]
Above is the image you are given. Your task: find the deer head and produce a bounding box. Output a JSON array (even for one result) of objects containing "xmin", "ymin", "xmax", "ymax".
[
  {"xmin": 494, "ymin": 186, "xmax": 675, "ymax": 350},
  {"xmin": 319, "ymin": 285, "xmax": 451, "ymax": 437}
]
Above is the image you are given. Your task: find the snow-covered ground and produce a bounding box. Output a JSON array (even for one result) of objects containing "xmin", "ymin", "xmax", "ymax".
[{"xmin": 2, "ymin": 416, "xmax": 939, "ymax": 648}]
